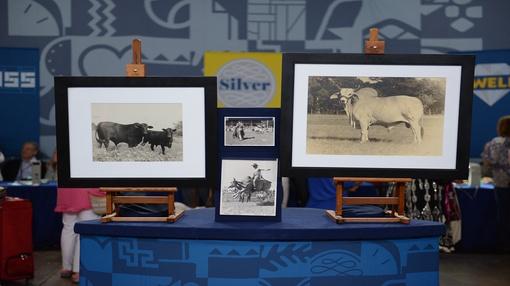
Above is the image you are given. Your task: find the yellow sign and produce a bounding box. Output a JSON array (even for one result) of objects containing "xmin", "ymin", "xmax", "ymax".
[
  {"xmin": 474, "ymin": 76, "xmax": 510, "ymax": 89},
  {"xmin": 204, "ymin": 52, "xmax": 282, "ymax": 108}
]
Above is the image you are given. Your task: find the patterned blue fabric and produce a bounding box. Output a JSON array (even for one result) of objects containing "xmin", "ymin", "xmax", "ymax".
[{"xmin": 80, "ymin": 235, "xmax": 440, "ymax": 286}]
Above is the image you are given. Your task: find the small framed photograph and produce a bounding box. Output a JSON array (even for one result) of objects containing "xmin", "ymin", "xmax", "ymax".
[
  {"xmin": 216, "ymin": 158, "xmax": 280, "ymax": 221},
  {"xmin": 224, "ymin": 117, "xmax": 275, "ymax": 146},
  {"xmin": 281, "ymin": 53, "xmax": 475, "ymax": 179},
  {"xmin": 55, "ymin": 77, "xmax": 217, "ymax": 187}
]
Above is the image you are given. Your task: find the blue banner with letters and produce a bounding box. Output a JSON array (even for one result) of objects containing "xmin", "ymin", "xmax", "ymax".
[
  {"xmin": 0, "ymin": 47, "xmax": 39, "ymax": 158},
  {"xmin": 470, "ymin": 50, "xmax": 510, "ymax": 158}
]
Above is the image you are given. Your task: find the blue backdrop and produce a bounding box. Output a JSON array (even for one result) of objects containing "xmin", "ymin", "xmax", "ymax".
[
  {"xmin": 1, "ymin": 0, "xmax": 509, "ymax": 157},
  {"xmin": 470, "ymin": 50, "xmax": 510, "ymax": 158},
  {"xmin": 0, "ymin": 47, "xmax": 39, "ymax": 158}
]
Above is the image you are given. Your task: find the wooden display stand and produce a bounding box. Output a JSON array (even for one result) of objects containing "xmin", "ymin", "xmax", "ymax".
[
  {"xmin": 326, "ymin": 29, "xmax": 410, "ymax": 224},
  {"xmin": 325, "ymin": 178, "xmax": 411, "ymax": 224},
  {"xmin": 100, "ymin": 39, "xmax": 182, "ymax": 223},
  {"xmin": 101, "ymin": 187, "xmax": 183, "ymax": 222}
]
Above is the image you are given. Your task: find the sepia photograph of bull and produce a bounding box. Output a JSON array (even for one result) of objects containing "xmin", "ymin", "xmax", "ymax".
[
  {"xmin": 91, "ymin": 103, "xmax": 183, "ymax": 161},
  {"xmin": 224, "ymin": 117, "xmax": 275, "ymax": 146},
  {"xmin": 220, "ymin": 159, "xmax": 278, "ymax": 216},
  {"xmin": 307, "ymin": 76, "xmax": 446, "ymax": 156}
]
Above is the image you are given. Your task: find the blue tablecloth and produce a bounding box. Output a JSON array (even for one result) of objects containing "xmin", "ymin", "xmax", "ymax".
[
  {"xmin": 455, "ymin": 184, "xmax": 498, "ymax": 251},
  {"xmin": 76, "ymin": 208, "xmax": 444, "ymax": 286},
  {"xmin": 0, "ymin": 181, "xmax": 61, "ymax": 249},
  {"xmin": 76, "ymin": 208, "xmax": 444, "ymax": 241}
]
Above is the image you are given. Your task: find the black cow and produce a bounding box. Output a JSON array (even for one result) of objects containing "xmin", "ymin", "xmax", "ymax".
[
  {"xmin": 95, "ymin": 122, "xmax": 153, "ymax": 148},
  {"xmin": 142, "ymin": 128, "xmax": 176, "ymax": 155}
]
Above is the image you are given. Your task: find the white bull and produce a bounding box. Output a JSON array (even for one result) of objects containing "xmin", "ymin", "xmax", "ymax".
[
  {"xmin": 330, "ymin": 87, "xmax": 378, "ymax": 128},
  {"xmin": 350, "ymin": 95, "xmax": 424, "ymax": 143}
]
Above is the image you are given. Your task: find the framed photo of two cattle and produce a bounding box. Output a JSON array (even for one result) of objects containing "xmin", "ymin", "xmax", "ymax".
[
  {"xmin": 281, "ymin": 53, "xmax": 475, "ymax": 179},
  {"xmin": 54, "ymin": 77, "xmax": 217, "ymax": 187}
]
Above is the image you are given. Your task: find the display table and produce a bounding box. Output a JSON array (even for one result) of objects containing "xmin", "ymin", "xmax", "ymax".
[
  {"xmin": 75, "ymin": 208, "xmax": 444, "ymax": 286},
  {"xmin": 455, "ymin": 183, "xmax": 498, "ymax": 251},
  {"xmin": 0, "ymin": 181, "xmax": 61, "ymax": 249}
]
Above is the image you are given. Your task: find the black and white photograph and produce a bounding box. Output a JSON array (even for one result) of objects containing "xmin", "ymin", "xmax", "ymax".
[
  {"xmin": 281, "ymin": 53, "xmax": 475, "ymax": 178},
  {"xmin": 92, "ymin": 103, "xmax": 183, "ymax": 161},
  {"xmin": 220, "ymin": 159, "xmax": 278, "ymax": 216},
  {"xmin": 55, "ymin": 77, "xmax": 217, "ymax": 187},
  {"xmin": 224, "ymin": 117, "xmax": 275, "ymax": 146},
  {"xmin": 307, "ymin": 76, "xmax": 445, "ymax": 156}
]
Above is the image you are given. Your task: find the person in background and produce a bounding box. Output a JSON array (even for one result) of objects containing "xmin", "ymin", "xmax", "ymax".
[
  {"xmin": 481, "ymin": 115, "xmax": 510, "ymax": 253},
  {"xmin": 0, "ymin": 149, "xmax": 5, "ymax": 181},
  {"xmin": 1, "ymin": 142, "xmax": 46, "ymax": 181},
  {"xmin": 45, "ymin": 149, "xmax": 58, "ymax": 181},
  {"xmin": 54, "ymin": 188, "xmax": 104, "ymax": 283}
]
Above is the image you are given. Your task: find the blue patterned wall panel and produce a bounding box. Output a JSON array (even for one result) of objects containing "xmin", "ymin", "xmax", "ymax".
[{"xmin": 1, "ymin": 0, "xmax": 507, "ymax": 156}]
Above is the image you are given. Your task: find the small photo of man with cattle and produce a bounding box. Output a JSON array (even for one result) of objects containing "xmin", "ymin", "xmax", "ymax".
[
  {"xmin": 220, "ymin": 159, "xmax": 278, "ymax": 217},
  {"xmin": 91, "ymin": 103, "xmax": 183, "ymax": 161},
  {"xmin": 307, "ymin": 76, "xmax": 446, "ymax": 156},
  {"xmin": 224, "ymin": 117, "xmax": 275, "ymax": 146}
]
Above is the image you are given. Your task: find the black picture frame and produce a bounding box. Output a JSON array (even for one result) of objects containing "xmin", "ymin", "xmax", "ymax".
[
  {"xmin": 218, "ymin": 108, "xmax": 280, "ymax": 157},
  {"xmin": 215, "ymin": 157, "xmax": 282, "ymax": 222},
  {"xmin": 55, "ymin": 76, "xmax": 217, "ymax": 187},
  {"xmin": 281, "ymin": 53, "xmax": 475, "ymax": 179}
]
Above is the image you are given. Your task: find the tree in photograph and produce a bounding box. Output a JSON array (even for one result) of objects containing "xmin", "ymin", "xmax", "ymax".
[{"xmin": 173, "ymin": 121, "xmax": 183, "ymax": 136}]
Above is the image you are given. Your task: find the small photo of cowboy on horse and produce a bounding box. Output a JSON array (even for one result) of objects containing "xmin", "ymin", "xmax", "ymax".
[{"xmin": 220, "ymin": 159, "xmax": 278, "ymax": 216}]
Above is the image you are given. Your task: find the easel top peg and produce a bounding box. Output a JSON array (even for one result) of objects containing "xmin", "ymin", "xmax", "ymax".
[
  {"xmin": 125, "ymin": 38, "xmax": 146, "ymax": 77},
  {"xmin": 364, "ymin": 28, "xmax": 385, "ymax": 54}
]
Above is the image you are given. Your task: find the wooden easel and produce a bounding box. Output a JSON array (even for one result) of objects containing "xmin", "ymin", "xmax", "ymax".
[
  {"xmin": 100, "ymin": 39, "xmax": 183, "ymax": 223},
  {"xmin": 325, "ymin": 29, "xmax": 410, "ymax": 224},
  {"xmin": 325, "ymin": 178, "xmax": 411, "ymax": 223}
]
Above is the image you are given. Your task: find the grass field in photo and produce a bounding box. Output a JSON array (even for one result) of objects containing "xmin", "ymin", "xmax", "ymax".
[
  {"xmin": 220, "ymin": 192, "xmax": 276, "ymax": 216},
  {"xmin": 92, "ymin": 136, "xmax": 183, "ymax": 161},
  {"xmin": 306, "ymin": 114, "xmax": 444, "ymax": 156},
  {"xmin": 224, "ymin": 129, "xmax": 274, "ymax": 146}
]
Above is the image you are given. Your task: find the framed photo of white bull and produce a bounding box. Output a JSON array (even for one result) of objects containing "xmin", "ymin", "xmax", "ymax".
[
  {"xmin": 54, "ymin": 76, "xmax": 217, "ymax": 187},
  {"xmin": 281, "ymin": 53, "xmax": 475, "ymax": 179}
]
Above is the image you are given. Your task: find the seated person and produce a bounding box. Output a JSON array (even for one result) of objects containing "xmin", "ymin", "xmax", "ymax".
[{"xmin": 1, "ymin": 142, "xmax": 46, "ymax": 181}]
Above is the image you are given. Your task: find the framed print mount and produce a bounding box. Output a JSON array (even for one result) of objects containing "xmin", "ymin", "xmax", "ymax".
[
  {"xmin": 281, "ymin": 53, "xmax": 475, "ymax": 179},
  {"xmin": 215, "ymin": 158, "xmax": 281, "ymax": 222},
  {"xmin": 55, "ymin": 76, "xmax": 217, "ymax": 187},
  {"xmin": 224, "ymin": 116, "xmax": 276, "ymax": 147}
]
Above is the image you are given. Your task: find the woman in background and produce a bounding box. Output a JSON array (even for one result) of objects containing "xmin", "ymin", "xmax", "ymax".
[
  {"xmin": 54, "ymin": 188, "xmax": 104, "ymax": 283},
  {"xmin": 481, "ymin": 115, "xmax": 510, "ymax": 253}
]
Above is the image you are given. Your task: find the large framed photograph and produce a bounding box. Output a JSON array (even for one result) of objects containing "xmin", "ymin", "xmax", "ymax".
[
  {"xmin": 216, "ymin": 158, "xmax": 281, "ymax": 222},
  {"xmin": 224, "ymin": 116, "xmax": 275, "ymax": 146},
  {"xmin": 281, "ymin": 53, "xmax": 475, "ymax": 179},
  {"xmin": 55, "ymin": 77, "xmax": 217, "ymax": 187}
]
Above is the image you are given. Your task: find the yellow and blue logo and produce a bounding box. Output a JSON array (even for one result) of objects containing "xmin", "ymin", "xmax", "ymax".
[
  {"xmin": 474, "ymin": 63, "xmax": 510, "ymax": 106},
  {"xmin": 204, "ymin": 52, "xmax": 282, "ymax": 108}
]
